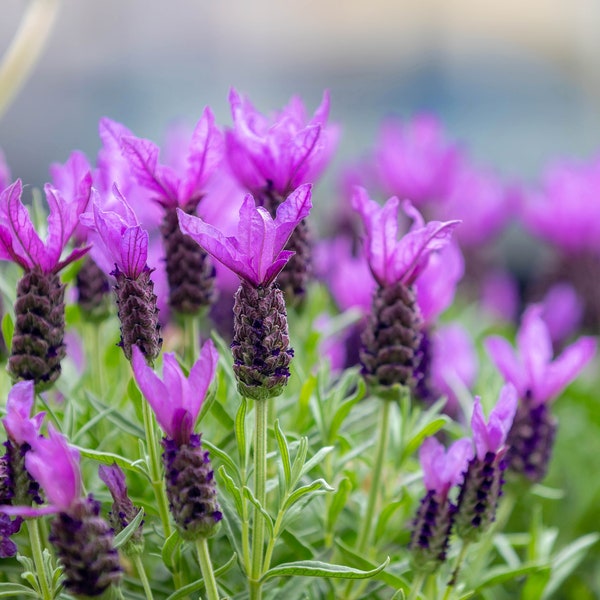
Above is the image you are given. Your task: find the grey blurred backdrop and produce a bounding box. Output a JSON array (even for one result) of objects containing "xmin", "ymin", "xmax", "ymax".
[{"xmin": 1, "ymin": 0, "xmax": 600, "ymax": 191}]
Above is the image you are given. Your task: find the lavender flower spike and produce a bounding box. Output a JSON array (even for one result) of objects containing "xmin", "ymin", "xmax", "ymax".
[
  {"xmin": 454, "ymin": 384, "xmax": 518, "ymax": 541},
  {"xmin": 0, "ymin": 178, "xmax": 92, "ymax": 388},
  {"xmin": 485, "ymin": 304, "xmax": 596, "ymax": 480},
  {"xmin": 410, "ymin": 437, "xmax": 472, "ymax": 572},
  {"xmin": 178, "ymin": 183, "xmax": 312, "ymax": 288},
  {"xmin": 131, "ymin": 340, "xmax": 218, "ymax": 445}
]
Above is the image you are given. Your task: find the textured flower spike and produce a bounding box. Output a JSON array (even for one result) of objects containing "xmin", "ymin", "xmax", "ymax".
[
  {"xmin": 1, "ymin": 426, "xmax": 122, "ymax": 596},
  {"xmin": 353, "ymin": 187, "xmax": 460, "ymax": 394},
  {"xmin": 0, "ymin": 381, "xmax": 44, "ymax": 557},
  {"xmin": 0, "ymin": 179, "xmax": 92, "ymax": 388},
  {"xmin": 132, "ymin": 341, "xmax": 222, "ymax": 539},
  {"xmin": 226, "ymin": 90, "xmax": 337, "ymax": 301},
  {"xmin": 81, "ymin": 190, "xmax": 162, "ymax": 363},
  {"xmin": 485, "ymin": 304, "xmax": 596, "ymax": 481},
  {"xmin": 454, "ymin": 384, "xmax": 517, "ymax": 542},
  {"xmin": 179, "ymin": 185, "xmax": 312, "ymax": 399},
  {"xmin": 410, "ymin": 437, "xmax": 472, "ymax": 573},
  {"xmin": 121, "ymin": 108, "xmax": 223, "ymax": 314},
  {"xmin": 99, "ymin": 463, "xmax": 144, "ymax": 555}
]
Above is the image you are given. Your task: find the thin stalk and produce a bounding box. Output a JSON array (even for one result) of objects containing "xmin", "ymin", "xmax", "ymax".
[
  {"xmin": 182, "ymin": 313, "xmax": 202, "ymax": 367},
  {"xmin": 407, "ymin": 571, "xmax": 426, "ymax": 600},
  {"xmin": 249, "ymin": 399, "xmax": 268, "ymax": 600},
  {"xmin": 356, "ymin": 398, "xmax": 391, "ymax": 553},
  {"xmin": 132, "ymin": 553, "xmax": 154, "ymax": 600},
  {"xmin": 87, "ymin": 320, "xmax": 105, "ymax": 396},
  {"xmin": 195, "ymin": 538, "xmax": 220, "ymax": 600},
  {"xmin": 27, "ymin": 519, "xmax": 52, "ymax": 600},
  {"xmin": 444, "ymin": 541, "xmax": 471, "ymax": 599},
  {"xmin": 0, "ymin": 0, "xmax": 61, "ymax": 119}
]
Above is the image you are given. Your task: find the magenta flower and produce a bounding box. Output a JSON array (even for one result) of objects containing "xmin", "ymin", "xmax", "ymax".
[
  {"xmin": 485, "ymin": 304, "xmax": 596, "ymax": 407},
  {"xmin": 480, "ymin": 269, "xmax": 519, "ymax": 323},
  {"xmin": 470, "ymin": 384, "xmax": 518, "ymax": 460},
  {"xmin": 121, "ymin": 107, "xmax": 223, "ymax": 210},
  {"xmin": 0, "ymin": 179, "xmax": 91, "ymax": 274},
  {"xmin": 540, "ymin": 283, "xmax": 584, "ymax": 345},
  {"xmin": 132, "ymin": 339, "xmax": 218, "ymax": 444},
  {"xmin": 352, "ymin": 186, "xmax": 460, "ymax": 287},
  {"xmin": 81, "ymin": 190, "xmax": 149, "ymax": 279},
  {"xmin": 225, "ymin": 89, "xmax": 338, "ymax": 196},
  {"xmin": 178, "ymin": 183, "xmax": 312, "ymax": 287},
  {"xmin": 420, "ymin": 436, "xmax": 473, "ymax": 499},
  {"xmin": 375, "ymin": 114, "xmax": 460, "ymax": 205},
  {"xmin": 1, "ymin": 381, "xmax": 45, "ymax": 445}
]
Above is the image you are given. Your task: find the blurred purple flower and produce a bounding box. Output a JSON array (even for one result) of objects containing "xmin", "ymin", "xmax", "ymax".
[
  {"xmin": 375, "ymin": 114, "xmax": 461, "ymax": 205},
  {"xmin": 420, "ymin": 436, "xmax": 473, "ymax": 499},
  {"xmin": 1, "ymin": 381, "xmax": 45, "ymax": 445},
  {"xmin": 480, "ymin": 268, "xmax": 519, "ymax": 323},
  {"xmin": 485, "ymin": 304, "xmax": 596, "ymax": 407},
  {"xmin": 0, "ymin": 179, "xmax": 91, "ymax": 274},
  {"xmin": 225, "ymin": 89, "xmax": 339, "ymax": 196},
  {"xmin": 540, "ymin": 283, "xmax": 584, "ymax": 346},
  {"xmin": 352, "ymin": 186, "xmax": 460, "ymax": 287},
  {"xmin": 132, "ymin": 339, "xmax": 218, "ymax": 445},
  {"xmin": 470, "ymin": 384, "xmax": 518, "ymax": 460},
  {"xmin": 178, "ymin": 184, "xmax": 312, "ymax": 287},
  {"xmin": 121, "ymin": 107, "xmax": 223, "ymax": 210},
  {"xmin": 521, "ymin": 156, "xmax": 600, "ymax": 254}
]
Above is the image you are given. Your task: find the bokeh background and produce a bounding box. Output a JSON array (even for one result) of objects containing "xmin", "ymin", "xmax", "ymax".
[{"xmin": 1, "ymin": 0, "xmax": 600, "ymax": 191}]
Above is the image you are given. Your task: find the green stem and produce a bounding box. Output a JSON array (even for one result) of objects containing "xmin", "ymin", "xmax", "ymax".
[
  {"xmin": 407, "ymin": 571, "xmax": 427, "ymax": 600},
  {"xmin": 356, "ymin": 398, "xmax": 391, "ymax": 553},
  {"xmin": 132, "ymin": 553, "xmax": 154, "ymax": 600},
  {"xmin": 27, "ymin": 519, "xmax": 52, "ymax": 600},
  {"xmin": 182, "ymin": 313, "xmax": 202, "ymax": 367},
  {"xmin": 444, "ymin": 541, "xmax": 471, "ymax": 599},
  {"xmin": 196, "ymin": 538, "xmax": 220, "ymax": 600},
  {"xmin": 249, "ymin": 399, "xmax": 268, "ymax": 600},
  {"xmin": 88, "ymin": 320, "xmax": 105, "ymax": 396}
]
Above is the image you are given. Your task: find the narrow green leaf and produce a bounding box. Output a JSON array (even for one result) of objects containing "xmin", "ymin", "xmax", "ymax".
[
  {"xmin": 374, "ymin": 499, "xmax": 404, "ymax": 543},
  {"xmin": 235, "ymin": 397, "xmax": 248, "ymax": 468},
  {"xmin": 329, "ymin": 379, "xmax": 365, "ymax": 439},
  {"xmin": 209, "ymin": 398, "xmax": 235, "ymax": 430},
  {"xmin": 197, "ymin": 380, "xmax": 218, "ymax": 425},
  {"xmin": 402, "ymin": 417, "xmax": 448, "ymax": 459},
  {"xmin": 218, "ymin": 466, "xmax": 245, "ymax": 517},
  {"xmin": 475, "ymin": 563, "xmax": 548, "ymax": 591},
  {"xmin": 243, "ymin": 486, "xmax": 274, "ymax": 539},
  {"xmin": 113, "ymin": 509, "xmax": 145, "ymax": 548},
  {"xmin": 86, "ymin": 392, "xmax": 144, "ymax": 438},
  {"xmin": 289, "ymin": 437, "xmax": 308, "ymax": 486},
  {"xmin": 204, "ymin": 440, "xmax": 242, "ymax": 486},
  {"xmin": 261, "ymin": 556, "xmax": 390, "ymax": 581},
  {"xmin": 274, "ymin": 419, "xmax": 292, "ymax": 489},
  {"xmin": 327, "ymin": 477, "xmax": 351, "ymax": 532},
  {"xmin": 161, "ymin": 530, "xmax": 183, "ymax": 573},
  {"xmin": 300, "ymin": 445, "xmax": 335, "ymax": 478},
  {"xmin": 1, "ymin": 312, "xmax": 13, "ymax": 353},
  {"xmin": 0, "ymin": 583, "xmax": 39, "ymax": 598},
  {"xmin": 282, "ymin": 479, "xmax": 334, "ymax": 514},
  {"xmin": 74, "ymin": 446, "xmax": 139, "ymax": 473}
]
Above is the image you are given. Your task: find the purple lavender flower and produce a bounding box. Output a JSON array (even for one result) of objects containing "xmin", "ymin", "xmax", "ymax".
[
  {"xmin": 0, "ymin": 381, "xmax": 44, "ymax": 557},
  {"xmin": 81, "ymin": 191, "xmax": 162, "ymax": 362},
  {"xmin": 98, "ymin": 463, "xmax": 144, "ymax": 555},
  {"xmin": 0, "ymin": 178, "xmax": 91, "ymax": 388},
  {"xmin": 132, "ymin": 341, "xmax": 222, "ymax": 538},
  {"xmin": 410, "ymin": 436, "xmax": 472, "ymax": 572},
  {"xmin": 540, "ymin": 283, "xmax": 584, "ymax": 347},
  {"xmin": 454, "ymin": 385, "xmax": 518, "ymax": 540},
  {"xmin": 226, "ymin": 90, "xmax": 337, "ymax": 301},
  {"xmin": 374, "ymin": 114, "xmax": 461, "ymax": 206},
  {"xmin": 352, "ymin": 187, "xmax": 460, "ymax": 392},
  {"xmin": 179, "ymin": 184, "xmax": 312, "ymax": 399},
  {"xmin": 485, "ymin": 304, "xmax": 596, "ymax": 481}
]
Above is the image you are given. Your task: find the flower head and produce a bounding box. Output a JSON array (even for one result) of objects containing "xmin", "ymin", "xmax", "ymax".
[
  {"xmin": 0, "ymin": 179, "xmax": 91, "ymax": 274},
  {"xmin": 80, "ymin": 189, "xmax": 149, "ymax": 279},
  {"xmin": 1, "ymin": 381, "xmax": 45, "ymax": 445},
  {"xmin": 226, "ymin": 89, "xmax": 338, "ymax": 196},
  {"xmin": 352, "ymin": 187, "xmax": 460, "ymax": 287},
  {"xmin": 485, "ymin": 304, "xmax": 596, "ymax": 407},
  {"xmin": 121, "ymin": 107, "xmax": 223, "ymax": 210},
  {"xmin": 375, "ymin": 114, "xmax": 460, "ymax": 205},
  {"xmin": 471, "ymin": 384, "xmax": 518, "ymax": 460},
  {"xmin": 132, "ymin": 339, "xmax": 218, "ymax": 444},
  {"xmin": 178, "ymin": 183, "xmax": 312, "ymax": 287},
  {"xmin": 420, "ymin": 436, "xmax": 473, "ymax": 499}
]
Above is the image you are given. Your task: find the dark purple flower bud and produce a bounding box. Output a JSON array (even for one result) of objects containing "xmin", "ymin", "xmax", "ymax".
[
  {"xmin": 49, "ymin": 496, "xmax": 122, "ymax": 597},
  {"xmin": 231, "ymin": 282, "xmax": 294, "ymax": 400},
  {"xmin": 99, "ymin": 463, "xmax": 144, "ymax": 555},
  {"xmin": 0, "ymin": 452, "xmax": 23, "ymax": 558},
  {"xmin": 75, "ymin": 256, "xmax": 112, "ymax": 321},
  {"xmin": 162, "ymin": 434, "xmax": 222, "ymax": 540}
]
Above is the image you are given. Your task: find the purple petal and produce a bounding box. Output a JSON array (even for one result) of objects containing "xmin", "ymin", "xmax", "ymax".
[
  {"xmin": 419, "ymin": 437, "xmax": 445, "ymax": 492},
  {"xmin": 541, "ymin": 283, "xmax": 584, "ymax": 345},
  {"xmin": 187, "ymin": 339, "xmax": 219, "ymax": 416},
  {"xmin": 443, "ymin": 438, "xmax": 473, "ymax": 488},
  {"xmin": 98, "ymin": 463, "xmax": 128, "ymax": 501},
  {"xmin": 538, "ymin": 336, "xmax": 596, "ymax": 405},
  {"xmin": 484, "ymin": 336, "xmax": 528, "ymax": 397},
  {"xmin": 2, "ymin": 381, "xmax": 40, "ymax": 445},
  {"xmin": 272, "ymin": 184, "xmax": 313, "ymax": 252},
  {"xmin": 0, "ymin": 504, "xmax": 58, "ymax": 518},
  {"xmin": 120, "ymin": 225, "xmax": 148, "ymax": 279},
  {"xmin": 518, "ymin": 305, "xmax": 553, "ymax": 395}
]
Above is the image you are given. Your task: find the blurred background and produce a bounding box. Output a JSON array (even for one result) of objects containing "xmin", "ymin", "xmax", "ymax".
[{"xmin": 1, "ymin": 0, "xmax": 600, "ymax": 191}]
